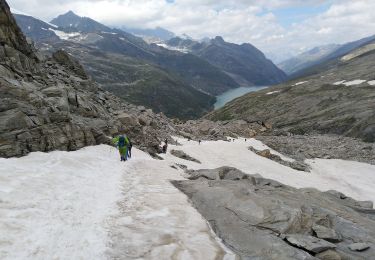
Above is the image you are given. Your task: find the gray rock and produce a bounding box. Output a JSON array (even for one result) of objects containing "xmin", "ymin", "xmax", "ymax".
[
  {"xmin": 312, "ymin": 224, "xmax": 342, "ymax": 243},
  {"xmin": 170, "ymin": 150, "xmax": 201, "ymax": 164},
  {"xmin": 249, "ymin": 146, "xmax": 311, "ymax": 172},
  {"xmin": 348, "ymin": 243, "xmax": 370, "ymax": 252},
  {"xmin": 315, "ymin": 250, "xmax": 341, "ymax": 260},
  {"xmin": 285, "ymin": 234, "xmax": 336, "ymax": 254},
  {"xmin": 355, "ymin": 201, "xmax": 373, "ymax": 209}
]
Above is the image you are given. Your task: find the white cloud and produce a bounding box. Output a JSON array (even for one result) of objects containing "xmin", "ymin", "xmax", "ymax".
[{"xmin": 7, "ymin": 0, "xmax": 375, "ymax": 62}]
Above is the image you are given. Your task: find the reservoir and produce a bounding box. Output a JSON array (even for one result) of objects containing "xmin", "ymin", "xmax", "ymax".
[{"xmin": 214, "ymin": 86, "xmax": 268, "ymax": 109}]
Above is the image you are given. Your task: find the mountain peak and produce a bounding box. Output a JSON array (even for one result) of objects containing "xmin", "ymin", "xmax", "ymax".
[
  {"xmin": 213, "ymin": 36, "xmax": 225, "ymax": 43},
  {"xmin": 64, "ymin": 10, "xmax": 80, "ymax": 18}
]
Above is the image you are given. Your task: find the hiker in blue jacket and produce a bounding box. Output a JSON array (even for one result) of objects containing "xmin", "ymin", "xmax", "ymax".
[{"xmin": 112, "ymin": 135, "xmax": 130, "ymax": 161}]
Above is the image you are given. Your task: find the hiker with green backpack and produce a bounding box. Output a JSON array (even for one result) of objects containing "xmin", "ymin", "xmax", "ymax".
[{"xmin": 112, "ymin": 134, "xmax": 130, "ymax": 161}]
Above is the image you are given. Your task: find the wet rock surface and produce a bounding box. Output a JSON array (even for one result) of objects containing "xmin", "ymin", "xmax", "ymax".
[
  {"xmin": 173, "ymin": 167, "xmax": 375, "ymax": 259},
  {"xmin": 256, "ymin": 134, "xmax": 375, "ymax": 165}
]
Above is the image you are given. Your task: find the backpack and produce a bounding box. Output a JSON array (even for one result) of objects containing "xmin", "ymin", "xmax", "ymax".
[{"xmin": 118, "ymin": 136, "xmax": 126, "ymax": 148}]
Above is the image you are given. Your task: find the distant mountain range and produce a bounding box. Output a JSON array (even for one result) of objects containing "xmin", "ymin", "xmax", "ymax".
[
  {"xmin": 208, "ymin": 37, "xmax": 375, "ymax": 142},
  {"xmin": 279, "ymin": 35, "xmax": 375, "ymax": 79},
  {"xmin": 160, "ymin": 36, "xmax": 287, "ymax": 86},
  {"xmin": 278, "ymin": 44, "xmax": 340, "ymax": 75},
  {"xmin": 13, "ymin": 10, "xmax": 286, "ymax": 119}
]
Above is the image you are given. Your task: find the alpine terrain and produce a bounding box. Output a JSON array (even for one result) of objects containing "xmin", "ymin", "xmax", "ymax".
[{"xmin": 1, "ymin": 1, "xmax": 375, "ymax": 260}]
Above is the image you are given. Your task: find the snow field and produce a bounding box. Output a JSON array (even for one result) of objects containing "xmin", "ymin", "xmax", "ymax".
[
  {"xmin": 1, "ymin": 137, "xmax": 375, "ymax": 259},
  {"xmin": 0, "ymin": 146, "xmax": 124, "ymax": 259},
  {"xmin": 0, "ymin": 145, "xmax": 234, "ymax": 260}
]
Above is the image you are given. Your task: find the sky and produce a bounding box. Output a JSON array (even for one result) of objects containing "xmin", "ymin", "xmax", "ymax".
[{"xmin": 7, "ymin": 0, "xmax": 375, "ymax": 62}]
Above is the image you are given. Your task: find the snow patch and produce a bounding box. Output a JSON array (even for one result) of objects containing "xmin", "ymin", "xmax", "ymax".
[
  {"xmin": 49, "ymin": 28, "xmax": 81, "ymax": 40},
  {"xmin": 293, "ymin": 81, "xmax": 308, "ymax": 86},
  {"xmin": 266, "ymin": 90, "xmax": 280, "ymax": 95},
  {"xmin": 333, "ymin": 80, "xmax": 346, "ymax": 85},
  {"xmin": 367, "ymin": 80, "xmax": 375, "ymax": 86},
  {"xmin": 101, "ymin": 31, "xmax": 118, "ymax": 35},
  {"xmin": 156, "ymin": 43, "xmax": 190, "ymax": 53},
  {"xmin": 344, "ymin": 80, "xmax": 366, "ymax": 86},
  {"xmin": 333, "ymin": 80, "xmax": 367, "ymax": 86}
]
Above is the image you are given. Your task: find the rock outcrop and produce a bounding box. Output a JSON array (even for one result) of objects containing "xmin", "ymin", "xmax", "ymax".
[
  {"xmin": 173, "ymin": 167, "xmax": 375, "ymax": 259},
  {"xmin": 249, "ymin": 147, "xmax": 311, "ymax": 172},
  {"xmin": 0, "ymin": 0, "xmax": 35, "ymax": 59},
  {"xmin": 170, "ymin": 150, "xmax": 201, "ymax": 163}
]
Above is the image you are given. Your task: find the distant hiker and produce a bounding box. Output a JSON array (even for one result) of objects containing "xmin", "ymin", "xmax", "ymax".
[
  {"xmin": 162, "ymin": 139, "xmax": 168, "ymax": 153},
  {"xmin": 199, "ymin": 140, "xmax": 201, "ymax": 145},
  {"xmin": 245, "ymin": 139, "xmax": 247, "ymax": 142},
  {"xmin": 112, "ymin": 134, "xmax": 130, "ymax": 161},
  {"xmin": 127, "ymin": 137, "xmax": 133, "ymax": 159}
]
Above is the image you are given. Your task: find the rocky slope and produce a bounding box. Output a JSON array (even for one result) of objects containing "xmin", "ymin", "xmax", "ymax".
[
  {"xmin": 207, "ymin": 44, "xmax": 375, "ymax": 142},
  {"xmin": 174, "ymin": 167, "xmax": 375, "ymax": 259},
  {"xmin": 257, "ymin": 134, "xmax": 375, "ymax": 165},
  {"xmin": 0, "ymin": 1, "xmax": 177, "ymax": 157},
  {"xmin": 165, "ymin": 36, "xmax": 287, "ymax": 86}
]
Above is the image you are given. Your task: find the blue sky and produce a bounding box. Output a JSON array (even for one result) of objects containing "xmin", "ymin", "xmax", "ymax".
[{"xmin": 271, "ymin": 3, "xmax": 332, "ymax": 28}]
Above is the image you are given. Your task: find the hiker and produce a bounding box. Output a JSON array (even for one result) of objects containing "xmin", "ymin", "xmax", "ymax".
[
  {"xmin": 127, "ymin": 137, "xmax": 133, "ymax": 159},
  {"xmin": 162, "ymin": 139, "xmax": 168, "ymax": 153},
  {"xmin": 199, "ymin": 140, "xmax": 201, "ymax": 145},
  {"xmin": 112, "ymin": 134, "xmax": 130, "ymax": 161}
]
